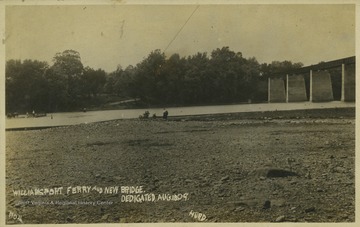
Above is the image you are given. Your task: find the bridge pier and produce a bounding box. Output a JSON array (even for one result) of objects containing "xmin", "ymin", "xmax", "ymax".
[
  {"xmin": 286, "ymin": 74, "xmax": 307, "ymax": 102},
  {"xmin": 269, "ymin": 70, "xmax": 333, "ymax": 103},
  {"xmin": 268, "ymin": 77, "xmax": 286, "ymax": 103},
  {"xmin": 310, "ymin": 70, "xmax": 334, "ymax": 102},
  {"xmin": 341, "ymin": 63, "xmax": 355, "ymax": 102},
  {"xmin": 268, "ymin": 56, "xmax": 355, "ymax": 103}
]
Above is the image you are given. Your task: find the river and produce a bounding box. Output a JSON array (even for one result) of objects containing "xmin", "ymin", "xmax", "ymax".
[{"xmin": 5, "ymin": 101, "xmax": 355, "ymax": 129}]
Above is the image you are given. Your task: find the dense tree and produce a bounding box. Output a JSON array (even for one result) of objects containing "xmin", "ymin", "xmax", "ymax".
[
  {"xmin": 132, "ymin": 49, "xmax": 166, "ymax": 104},
  {"xmin": 104, "ymin": 66, "xmax": 123, "ymax": 96},
  {"xmin": 208, "ymin": 47, "xmax": 246, "ymax": 102},
  {"xmin": 52, "ymin": 50, "xmax": 83, "ymax": 78},
  {"xmin": 43, "ymin": 67, "xmax": 68, "ymax": 112},
  {"xmin": 6, "ymin": 47, "xmax": 306, "ymax": 113},
  {"xmin": 51, "ymin": 49, "xmax": 84, "ymax": 108},
  {"xmin": 6, "ymin": 50, "xmax": 107, "ymax": 113},
  {"xmin": 81, "ymin": 67, "xmax": 106, "ymax": 97},
  {"xmin": 120, "ymin": 65, "xmax": 138, "ymax": 98},
  {"xmin": 260, "ymin": 60, "xmax": 303, "ymax": 78},
  {"xmin": 103, "ymin": 47, "xmax": 303, "ymax": 105},
  {"xmin": 182, "ymin": 52, "xmax": 209, "ymax": 104},
  {"xmin": 6, "ymin": 59, "xmax": 49, "ymax": 113},
  {"xmin": 158, "ymin": 53, "xmax": 187, "ymax": 104}
]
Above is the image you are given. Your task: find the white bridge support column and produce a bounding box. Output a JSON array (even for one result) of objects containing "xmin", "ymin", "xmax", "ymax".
[
  {"xmin": 309, "ymin": 70, "xmax": 313, "ymax": 102},
  {"xmin": 341, "ymin": 64, "xmax": 345, "ymax": 101},
  {"xmin": 286, "ymin": 74, "xmax": 289, "ymax": 103},
  {"xmin": 268, "ymin": 77, "xmax": 270, "ymax": 103}
]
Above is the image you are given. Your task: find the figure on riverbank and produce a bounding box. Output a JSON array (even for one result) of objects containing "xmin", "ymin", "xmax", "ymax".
[
  {"xmin": 139, "ymin": 111, "xmax": 150, "ymax": 119},
  {"xmin": 163, "ymin": 109, "xmax": 168, "ymax": 120},
  {"xmin": 144, "ymin": 111, "xmax": 150, "ymax": 118}
]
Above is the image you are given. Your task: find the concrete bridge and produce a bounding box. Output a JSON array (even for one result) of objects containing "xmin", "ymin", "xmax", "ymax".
[{"xmin": 268, "ymin": 56, "xmax": 355, "ymax": 103}]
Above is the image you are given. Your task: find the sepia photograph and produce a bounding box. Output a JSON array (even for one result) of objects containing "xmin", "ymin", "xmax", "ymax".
[{"xmin": 1, "ymin": 0, "xmax": 357, "ymax": 225}]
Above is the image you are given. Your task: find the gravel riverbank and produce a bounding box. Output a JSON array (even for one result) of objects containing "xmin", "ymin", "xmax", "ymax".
[{"xmin": 6, "ymin": 108, "xmax": 355, "ymax": 223}]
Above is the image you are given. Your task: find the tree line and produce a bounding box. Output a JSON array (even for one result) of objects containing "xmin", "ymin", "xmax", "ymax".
[{"xmin": 6, "ymin": 47, "xmax": 303, "ymax": 113}]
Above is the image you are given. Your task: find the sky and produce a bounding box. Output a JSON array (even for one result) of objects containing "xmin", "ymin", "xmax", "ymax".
[{"xmin": 4, "ymin": 3, "xmax": 355, "ymax": 73}]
